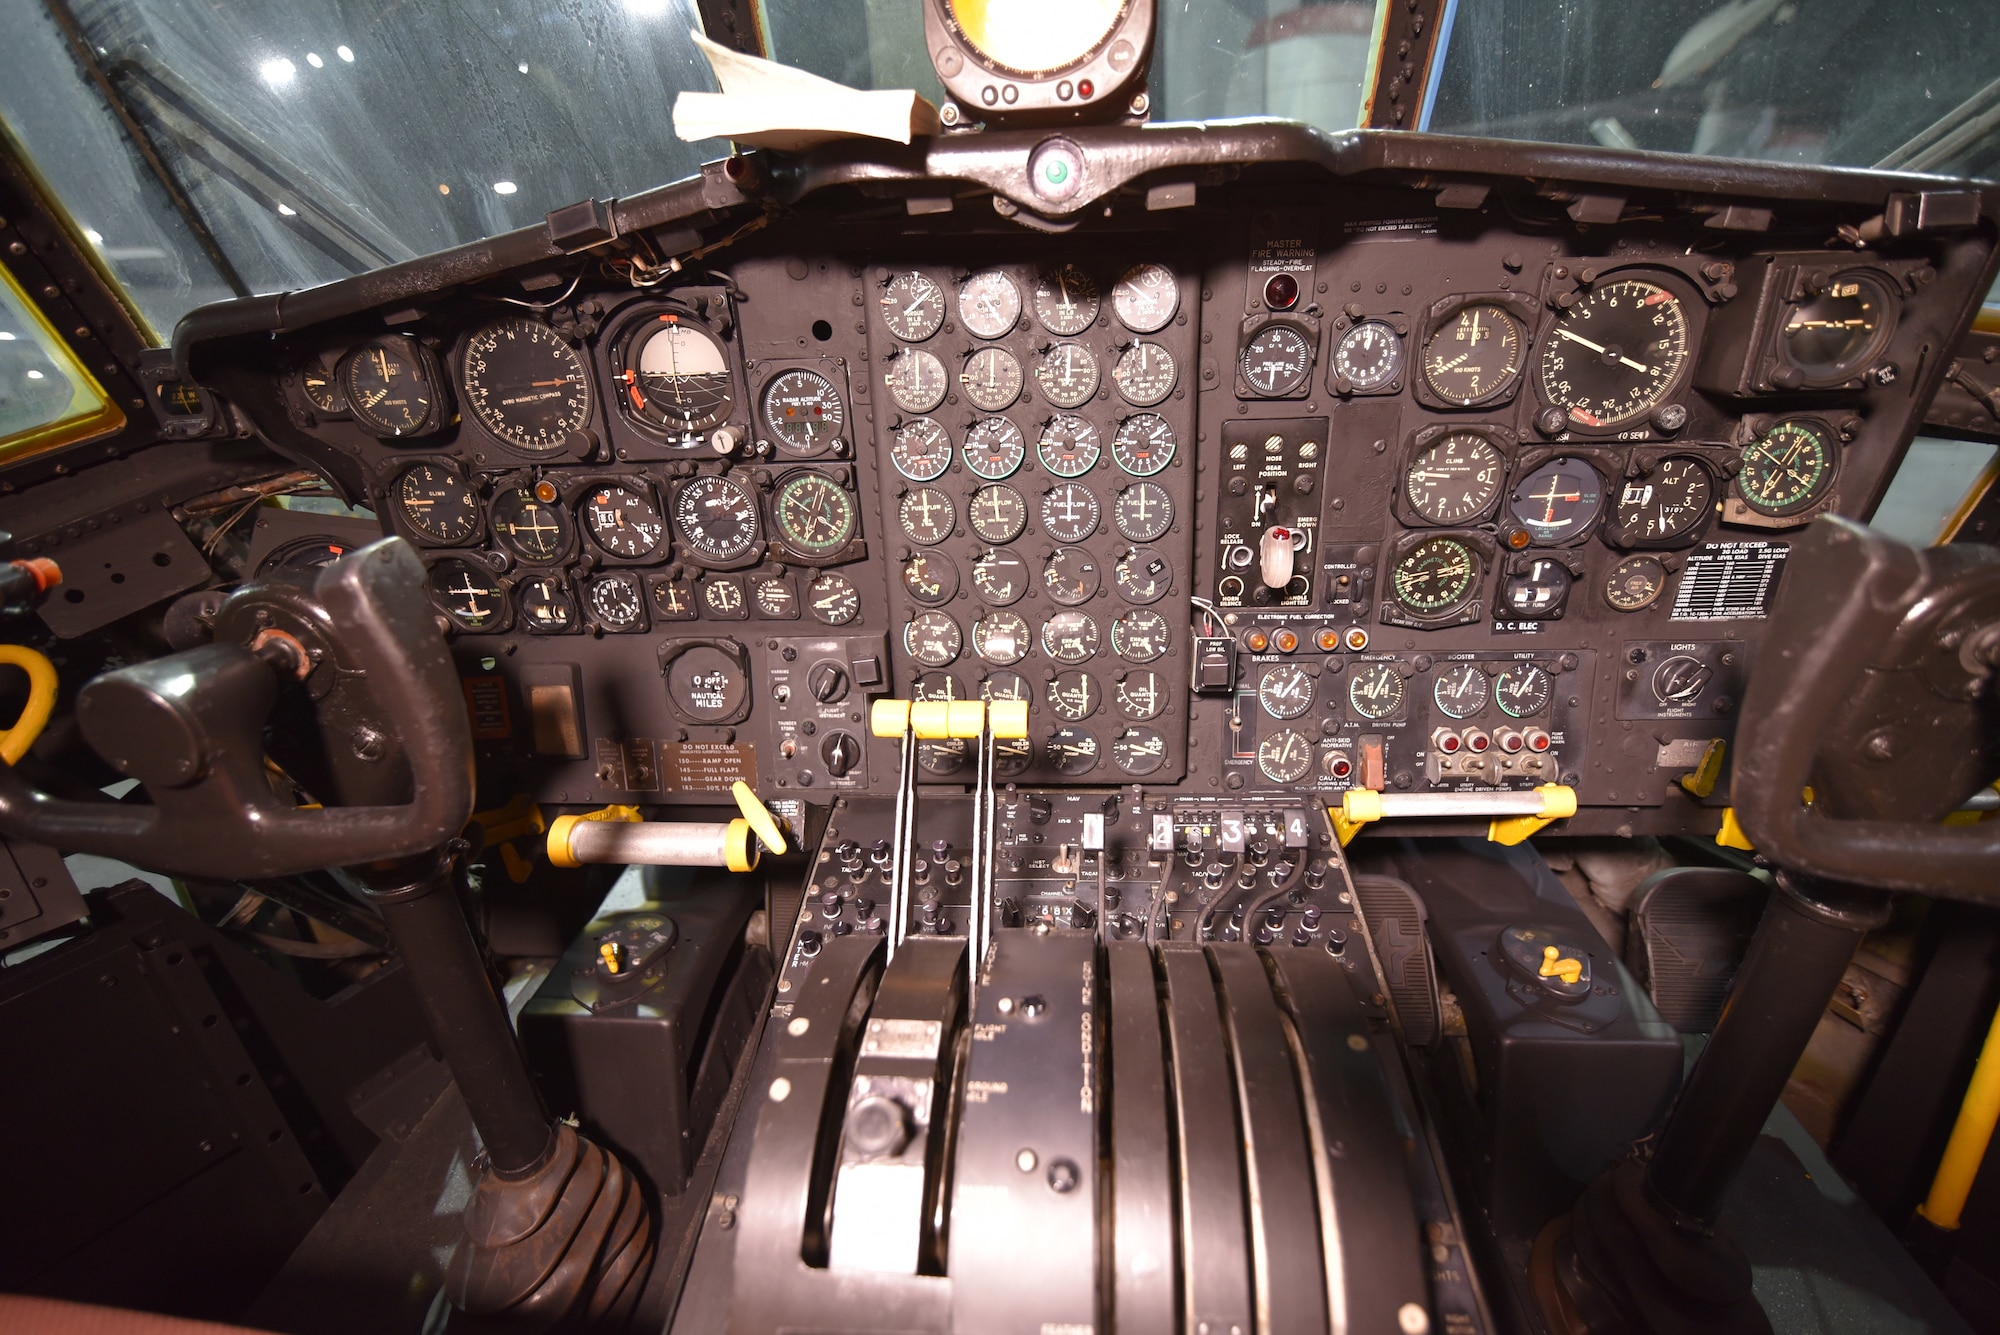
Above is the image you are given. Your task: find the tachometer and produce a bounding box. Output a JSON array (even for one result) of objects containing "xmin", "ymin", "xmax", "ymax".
[
  {"xmin": 1035, "ymin": 343, "xmax": 1098, "ymax": 408},
  {"xmin": 761, "ymin": 369, "xmax": 845, "ymax": 453},
  {"xmin": 773, "ymin": 472, "xmax": 856, "ymax": 556},
  {"xmin": 1537, "ymin": 278, "xmax": 1688, "ymax": 430},
  {"xmin": 885, "ymin": 348, "xmax": 948, "ymax": 413},
  {"xmin": 460, "ymin": 319, "xmax": 590, "ymax": 452},
  {"xmin": 673, "ymin": 474, "xmax": 760, "ymax": 562},
  {"xmin": 1112, "ymin": 343, "xmax": 1176, "ymax": 406}
]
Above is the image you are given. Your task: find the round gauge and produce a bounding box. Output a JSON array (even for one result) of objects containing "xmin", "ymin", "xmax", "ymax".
[
  {"xmin": 1114, "ymin": 482, "xmax": 1174, "ymax": 542},
  {"xmin": 1034, "ymin": 264, "xmax": 1101, "ymax": 335},
  {"xmin": 300, "ymin": 361, "xmax": 345, "ymax": 415},
  {"xmin": 428, "ymin": 560, "xmax": 504, "ymax": 631},
  {"xmin": 343, "ymin": 340, "xmax": 437, "ymax": 437},
  {"xmin": 762, "ymin": 369, "xmax": 845, "ymax": 452},
  {"xmin": 1035, "ymin": 344, "xmax": 1099, "ymax": 409},
  {"xmin": 1538, "ymin": 279, "xmax": 1689, "ymax": 430},
  {"xmin": 807, "ymin": 572, "xmax": 860, "ymax": 625},
  {"xmin": 652, "ymin": 577, "xmax": 695, "ymax": 621},
  {"xmin": 959, "ymin": 270, "xmax": 1022, "ymax": 339},
  {"xmin": 1739, "ymin": 420, "xmax": 1836, "ymax": 517},
  {"xmin": 969, "ymin": 484, "xmax": 1028, "ymax": 543},
  {"xmin": 1116, "ymin": 670, "xmax": 1165, "ymax": 720},
  {"xmin": 1392, "ymin": 536, "xmax": 1480, "ymax": 616},
  {"xmin": 673, "ymin": 474, "xmax": 760, "ymax": 562},
  {"xmin": 1509, "ymin": 458, "xmax": 1605, "ymax": 545},
  {"xmin": 1258, "ymin": 730, "xmax": 1314, "ymax": 784},
  {"xmin": 904, "ymin": 611, "xmax": 963, "ymax": 667},
  {"xmin": 491, "ymin": 486, "xmax": 571, "ymax": 562},
  {"xmin": 919, "ymin": 740, "xmax": 968, "ymax": 776},
  {"xmin": 1494, "ymin": 664, "xmax": 1553, "ymax": 718},
  {"xmin": 1041, "ymin": 483, "xmax": 1101, "ymax": 542},
  {"xmin": 1113, "ymin": 343, "xmax": 1176, "ymax": 406},
  {"xmin": 973, "ymin": 611, "xmax": 1032, "ymax": 664},
  {"xmin": 1113, "ymin": 263, "xmax": 1178, "ymax": 334},
  {"xmin": 972, "ymin": 548, "xmax": 1029, "ymax": 605},
  {"xmin": 774, "ymin": 472, "xmax": 857, "ymax": 556},
  {"xmin": 1111, "ymin": 414, "xmax": 1176, "ymax": 476},
  {"xmin": 962, "ymin": 348, "xmax": 1023, "ymax": 414},
  {"xmin": 702, "ymin": 578, "xmax": 745, "ymax": 616},
  {"xmin": 1605, "ymin": 555, "xmax": 1669, "ymax": 612},
  {"xmin": 396, "ymin": 464, "xmax": 479, "ymax": 544},
  {"xmin": 1501, "ymin": 557, "xmax": 1573, "ymax": 619},
  {"xmin": 1042, "ymin": 611, "xmax": 1100, "ymax": 663},
  {"xmin": 621, "ymin": 314, "xmax": 734, "ymax": 435},
  {"xmin": 1405, "ymin": 433, "xmax": 1505, "ymax": 524},
  {"xmin": 257, "ymin": 538, "xmax": 359, "ymax": 574},
  {"xmin": 1043, "ymin": 546, "xmax": 1099, "ymax": 606},
  {"xmin": 1038, "ymin": 415, "xmax": 1101, "ymax": 477},
  {"xmin": 518, "ymin": 576, "xmax": 575, "ymax": 633},
  {"xmin": 982, "ymin": 671, "xmax": 1031, "ymax": 706},
  {"xmin": 1610, "ymin": 457, "xmax": 1713, "ymax": 546},
  {"xmin": 902, "ymin": 550, "xmax": 958, "ymax": 605},
  {"xmin": 1110, "ymin": 608, "xmax": 1170, "ymax": 662},
  {"xmin": 587, "ymin": 572, "xmax": 646, "ymax": 630},
  {"xmin": 1433, "ymin": 664, "xmax": 1489, "ymax": 720},
  {"xmin": 1046, "ymin": 727, "xmax": 1101, "ymax": 776},
  {"xmin": 898, "ymin": 487, "xmax": 955, "ymax": 544},
  {"xmin": 1780, "ymin": 273, "xmax": 1891, "ymax": 384},
  {"xmin": 964, "ymin": 416, "xmax": 1027, "ymax": 479},
  {"xmin": 461, "ymin": 319, "xmax": 590, "ymax": 452},
  {"xmin": 994, "ymin": 735, "xmax": 1032, "ymax": 776},
  {"xmin": 913, "ymin": 672, "xmax": 966, "ymax": 702},
  {"xmin": 891, "ymin": 418, "xmax": 952, "ymax": 481},
  {"xmin": 1349, "ymin": 662, "xmax": 1406, "ymax": 720},
  {"xmin": 665, "ymin": 645, "xmax": 749, "ymax": 722},
  {"xmin": 1114, "ymin": 546, "xmax": 1171, "ymax": 604},
  {"xmin": 583, "ymin": 484, "xmax": 667, "ymax": 560},
  {"xmin": 1333, "ymin": 319, "xmax": 1403, "ymax": 391},
  {"xmin": 1046, "ymin": 669, "xmax": 1097, "ymax": 720},
  {"xmin": 881, "ymin": 272, "xmax": 945, "ymax": 342},
  {"xmin": 885, "ymin": 348, "xmax": 948, "ymax": 413},
  {"xmin": 1422, "ymin": 304, "xmax": 1524, "ymax": 405},
  {"xmin": 1240, "ymin": 325, "xmax": 1313, "ymax": 396},
  {"xmin": 1113, "ymin": 727, "xmax": 1167, "ymax": 776},
  {"xmin": 1259, "ymin": 663, "xmax": 1316, "ymax": 719},
  {"xmin": 753, "ymin": 576, "xmax": 798, "ymax": 618}
]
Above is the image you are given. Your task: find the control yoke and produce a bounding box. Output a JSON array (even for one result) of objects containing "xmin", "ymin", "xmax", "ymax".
[{"xmin": 0, "ymin": 538, "xmax": 475, "ymax": 879}]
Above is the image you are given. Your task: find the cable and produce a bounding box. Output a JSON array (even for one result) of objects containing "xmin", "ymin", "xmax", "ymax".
[{"xmin": 0, "ymin": 645, "xmax": 58, "ymax": 764}]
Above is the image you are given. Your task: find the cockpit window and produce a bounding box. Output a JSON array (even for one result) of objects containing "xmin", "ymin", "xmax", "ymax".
[{"xmin": 0, "ymin": 262, "xmax": 124, "ymax": 460}]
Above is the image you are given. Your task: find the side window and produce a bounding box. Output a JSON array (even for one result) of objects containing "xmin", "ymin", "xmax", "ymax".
[
  {"xmin": 1871, "ymin": 436, "xmax": 1998, "ymax": 545},
  {"xmin": 0, "ymin": 265, "xmax": 123, "ymax": 461}
]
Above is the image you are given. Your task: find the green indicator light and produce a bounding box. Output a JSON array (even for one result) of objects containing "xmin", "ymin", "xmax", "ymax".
[{"xmin": 1046, "ymin": 161, "xmax": 1068, "ymax": 184}]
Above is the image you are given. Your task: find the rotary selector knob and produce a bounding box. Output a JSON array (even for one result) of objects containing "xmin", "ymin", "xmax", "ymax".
[
  {"xmin": 808, "ymin": 661, "xmax": 850, "ymax": 703},
  {"xmin": 820, "ymin": 731, "xmax": 860, "ymax": 777}
]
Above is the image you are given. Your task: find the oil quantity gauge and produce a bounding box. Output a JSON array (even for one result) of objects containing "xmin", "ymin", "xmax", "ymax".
[
  {"xmin": 1047, "ymin": 670, "xmax": 1096, "ymax": 721},
  {"xmin": 1117, "ymin": 671, "xmax": 1165, "ymax": 720}
]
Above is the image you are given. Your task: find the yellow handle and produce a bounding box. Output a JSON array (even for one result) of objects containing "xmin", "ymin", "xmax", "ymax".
[
  {"xmin": 0, "ymin": 644, "xmax": 58, "ymax": 765},
  {"xmin": 546, "ymin": 804, "xmax": 641, "ymax": 868},
  {"xmin": 731, "ymin": 780, "xmax": 786, "ymax": 856},
  {"xmin": 1921, "ymin": 997, "xmax": 2000, "ymax": 1230},
  {"xmin": 871, "ymin": 698, "xmax": 911, "ymax": 738}
]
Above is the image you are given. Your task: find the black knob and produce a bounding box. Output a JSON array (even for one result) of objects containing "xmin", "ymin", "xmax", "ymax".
[
  {"xmin": 1029, "ymin": 795, "xmax": 1052, "ymax": 825},
  {"xmin": 1302, "ymin": 906, "xmax": 1322, "ymax": 929},
  {"xmin": 821, "ymin": 731, "xmax": 860, "ymax": 777},
  {"xmin": 808, "ymin": 662, "xmax": 849, "ymax": 703},
  {"xmin": 853, "ymin": 897, "xmax": 874, "ymax": 917},
  {"xmin": 798, "ymin": 929, "xmax": 823, "ymax": 957}
]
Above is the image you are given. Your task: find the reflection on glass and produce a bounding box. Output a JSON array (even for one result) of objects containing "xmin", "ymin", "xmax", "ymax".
[
  {"xmin": 945, "ymin": 0, "xmax": 1124, "ymax": 76},
  {"xmin": 0, "ymin": 265, "xmax": 123, "ymax": 460}
]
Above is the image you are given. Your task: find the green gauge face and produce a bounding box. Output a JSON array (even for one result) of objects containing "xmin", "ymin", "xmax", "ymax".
[
  {"xmin": 1739, "ymin": 420, "xmax": 1836, "ymax": 517},
  {"xmin": 1391, "ymin": 536, "xmax": 1479, "ymax": 615},
  {"xmin": 774, "ymin": 473, "xmax": 856, "ymax": 555}
]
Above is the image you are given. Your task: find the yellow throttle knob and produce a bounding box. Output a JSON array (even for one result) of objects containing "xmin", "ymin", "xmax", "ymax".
[{"xmin": 731, "ymin": 780, "xmax": 786, "ymax": 856}]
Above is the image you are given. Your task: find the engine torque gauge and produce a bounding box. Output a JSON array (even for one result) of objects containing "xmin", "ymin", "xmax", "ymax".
[
  {"xmin": 1508, "ymin": 458, "xmax": 1604, "ymax": 545},
  {"xmin": 1047, "ymin": 669, "xmax": 1097, "ymax": 721},
  {"xmin": 1349, "ymin": 663, "xmax": 1406, "ymax": 720},
  {"xmin": 1113, "ymin": 727, "xmax": 1168, "ymax": 776},
  {"xmin": 1605, "ymin": 555, "xmax": 1668, "ymax": 612},
  {"xmin": 1033, "ymin": 264, "xmax": 1100, "ymax": 335},
  {"xmin": 972, "ymin": 548, "xmax": 1029, "ymax": 605},
  {"xmin": 1042, "ymin": 611, "xmax": 1100, "ymax": 663},
  {"xmin": 964, "ymin": 417, "xmax": 1028, "ymax": 479},
  {"xmin": 1043, "ymin": 546, "xmax": 1099, "ymax": 606},
  {"xmin": 518, "ymin": 576, "xmax": 575, "ymax": 633},
  {"xmin": 1738, "ymin": 419, "xmax": 1836, "ymax": 517},
  {"xmin": 1116, "ymin": 670, "xmax": 1165, "ymax": 720},
  {"xmin": 1110, "ymin": 609, "xmax": 1169, "ymax": 662},
  {"xmin": 762, "ymin": 369, "xmax": 845, "ymax": 452},
  {"xmin": 1422, "ymin": 304, "xmax": 1524, "ymax": 405},
  {"xmin": 1610, "ymin": 457, "xmax": 1713, "ymax": 546},
  {"xmin": 1035, "ymin": 344, "xmax": 1098, "ymax": 408},
  {"xmin": 1392, "ymin": 536, "xmax": 1480, "ymax": 616},
  {"xmin": 969, "ymin": 484, "xmax": 1028, "ymax": 543},
  {"xmin": 429, "ymin": 560, "xmax": 504, "ymax": 631},
  {"xmin": 963, "ymin": 347, "xmax": 1024, "ymax": 412},
  {"xmin": 1240, "ymin": 325, "xmax": 1313, "ymax": 396},
  {"xmin": 1494, "ymin": 664, "xmax": 1553, "ymax": 717},
  {"xmin": 673, "ymin": 475, "xmax": 760, "ymax": 562},
  {"xmin": 885, "ymin": 348, "xmax": 948, "ymax": 413},
  {"xmin": 583, "ymin": 484, "xmax": 666, "ymax": 559},
  {"xmin": 1111, "ymin": 414, "xmax": 1176, "ymax": 476},
  {"xmin": 1038, "ymin": 416, "xmax": 1101, "ymax": 477},
  {"xmin": 1537, "ymin": 278, "xmax": 1689, "ymax": 430},
  {"xmin": 773, "ymin": 472, "xmax": 857, "ymax": 556},
  {"xmin": 1404, "ymin": 433, "xmax": 1504, "ymax": 524},
  {"xmin": 617, "ymin": 313, "xmax": 734, "ymax": 435},
  {"xmin": 890, "ymin": 418, "xmax": 952, "ymax": 481},
  {"xmin": 344, "ymin": 339, "xmax": 440, "ymax": 437},
  {"xmin": 1780, "ymin": 272, "xmax": 1891, "ymax": 385},
  {"xmin": 807, "ymin": 572, "xmax": 860, "ymax": 625},
  {"xmin": 973, "ymin": 611, "xmax": 1032, "ymax": 664},
  {"xmin": 491, "ymin": 487, "xmax": 571, "ymax": 562},
  {"xmin": 395, "ymin": 464, "xmax": 478, "ymax": 544},
  {"xmin": 1333, "ymin": 319, "xmax": 1403, "ymax": 391},
  {"xmin": 904, "ymin": 611, "xmax": 963, "ymax": 666},
  {"xmin": 902, "ymin": 550, "xmax": 957, "ymax": 605},
  {"xmin": 881, "ymin": 272, "xmax": 945, "ymax": 342},
  {"xmin": 1433, "ymin": 664, "xmax": 1490, "ymax": 719},
  {"xmin": 1258, "ymin": 730, "xmax": 1314, "ymax": 784},
  {"xmin": 1259, "ymin": 663, "xmax": 1316, "ymax": 719},
  {"xmin": 587, "ymin": 572, "xmax": 646, "ymax": 631},
  {"xmin": 1040, "ymin": 483, "xmax": 1101, "ymax": 542},
  {"xmin": 1114, "ymin": 481, "xmax": 1174, "ymax": 541},
  {"xmin": 959, "ymin": 270, "xmax": 1022, "ymax": 339},
  {"xmin": 1113, "ymin": 343, "xmax": 1176, "ymax": 406},
  {"xmin": 1114, "ymin": 546, "xmax": 1171, "ymax": 604},
  {"xmin": 461, "ymin": 319, "xmax": 590, "ymax": 452},
  {"xmin": 899, "ymin": 487, "xmax": 956, "ymax": 544},
  {"xmin": 1113, "ymin": 264, "xmax": 1178, "ymax": 333},
  {"xmin": 1046, "ymin": 727, "xmax": 1101, "ymax": 775}
]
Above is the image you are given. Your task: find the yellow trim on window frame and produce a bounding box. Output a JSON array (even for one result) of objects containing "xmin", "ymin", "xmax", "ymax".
[{"xmin": 0, "ymin": 260, "xmax": 125, "ymax": 464}]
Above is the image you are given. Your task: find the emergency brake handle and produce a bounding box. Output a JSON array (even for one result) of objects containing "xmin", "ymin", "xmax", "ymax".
[{"xmin": 0, "ymin": 538, "xmax": 475, "ymax": 879}]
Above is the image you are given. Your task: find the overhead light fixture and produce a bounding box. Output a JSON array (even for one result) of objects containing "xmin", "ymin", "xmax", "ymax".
[
  {"xmin": 336, "ymin": 45, "xmax": 355, "ymax": 62},
  {"xmin": 494, "ymin": 181, "xmax": 519, "ymax": 195},
  {"xmin": 259, "ymin": 58, "xmax": 297, "ymax": 87}
]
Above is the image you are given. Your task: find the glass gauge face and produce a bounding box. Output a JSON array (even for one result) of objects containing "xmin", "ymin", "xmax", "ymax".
[
  {"xmin": 1113, "ymin": 342, "xmax": 1177, "ymax": 406},
  {"xmin": 1259, "ymin": 663, "xmax": 1316, "ymax": 719},
  {"xmin": 1114, "ymin": 726, "xmax": 1168, "ymax": 775},
  {"xmin": 587, "ymin": 572, "xmax": 646, "ymax": 630},
  {"xmin": 881, "ymin": 272, "xmax": 945, "ymax": 342},
  {"xmin": 1042, "ymin": 610, "xmax": 1101, "ymax": 663},
  {"xmin": 1041, "ymin": 482, "xmax": 1101, "ymax": 542},
  {"xmin": 969, "ymin": 484, "xmax": 1028, "ymax": 543},
  {"xmin": 1349, "ymin": 663, "xmax": 1406, "ymax": 720},
  {"xmin": 1111, "ymin": 609, "xmax": 1169, "ymax": 662},
  {"xmin": 429, "ymin": 560, "xmax": 503, "ymax": 631},
  {"xmin": 396, "ymin": 464, "xmax": 478, "ymax": 543},
  {"xmin": 582, "ymin": 484, "xmax": 666, "ymax": 559},
  {"xmin": 1333, "ymin": 319, "xmax": 1403, "ymax": 391},
  {"xmin": 1034, "ymin": 264, "xmax": 1101, "ymax": 335},
  {"xmin": 973, "ymin": 611, "xmax": 1031, "ymax": 664},
  {"xmin": 898, "ymin": 486, "xmax": 955, "ymax": 544},
  {"xmin": 461, "ymin": 319, "xmax": 589, "ymax": 452},
  {"xmin": 1047, "ymin": 669, "xmax": 1097, "ymax": 720},
  {"xmin": 807, "ymin": 572, "xmax": 860, "ymax": 624},
  {"xmin": 1113, "ymin": 263, "xmax": 1179, "ymax": 333},
  {"xmin": 1610, "ymin": 457, "xmax": 1713, "ymax": 546},
  {"xmin": 885, "ymin": 348, "xmax": 948, "ymax": 413},
  {"xmin": 982, "ymin": 670, "xmax": 1031, "ymax": 705},
  {"xmin": 1038, "ymin": 415, "xmax": 1101, "ymax": 476},
  {"xmin": 1538, "ymin": 279, "xmax": 1689, "ymax": 430},
  {"xmin": 491, "ymin": 487, "xmax": 571, "ymax": 562},
  {"xmin": 773, "ymin": 472, "xmax": 856, "ymax": 555},
  {"xmin": 300, "ymin": 361, "xmax": 345, "ymax": 415},
  {"xmin": 1114, "ymin": 482, "xmax": 1174, "ymax": 541},
  {"xmin": 1433, "ymin": 664, "xmax": 1490, "ymax": 719},
  {"xmin": 1035, "ymin": 343, "xmax": 1099, "ymax": 409},
  {"xmin": 1047, "ymin": 726, "xmax": 1101, "ymax": 775},
  {"xmin": 673, "ymin": 475, "xmax": 760, "ymax": 562},
  {"xmin": 1116, "ymin": 670, "xmax": 1165, "ymax": 720},
  {"xmin": 1739, "ymin": 420, "xmax": 1836, "ymax": 517},
  {"xmin": 1240, "ymin": 325, "xmax": 1313, "ymax": 396},
  {"xmin": 913, "ymin": 672, "xmax": 965, "ymax": 702},
  {"xmin": 753, "ymin": 576, "xmax": 797, "ymax": 617},
  {"xmin": 961, "ymin": 347, "xmax": 1023, "ymax": 413},
  {"xmin": 1502, "ymin": 557, "xmax": 1572, "ymax": 618},
  {"xmin": 1509, "ymin": 458, "xmax": 1604, "ymax": 545},
  {"xmin": 919, "ymin": 739, "xmax": 968, "ymax": 776},
  {"xmin": 973, "ymin": 548, "xmax": 1028, "ymax": 604},
  {"xmin": 651, "ymin": 576, "xmax": 696, "ymax": 621},
  {"xmin": 1605, "ymin": 555, "xmax": 1669, "ymax": 612},
  {"xmin": 1494, "ymin": 664, "xmax": 1553, "ymax": 717},
  {"xmin": 1392, "ymin": 536, "xmax": 1480, "ymax": 615},
  {"xmin": 518, "ymin": 576, "xmax": 574, "ymax": 633},
  {"xmin": 890, "ymin": 417, "xmax": 952, "ymax": 481},
  {"xmin": 1114, "ymin": 546, "xmax": 1171, "ymax": 603},
  {"xmin": 762, "ymin": 369, "xmax": 845, "ymax": 452},
  {"xmin": 1111, "ymin": 413, "xmax": 1176, "ymax": 475},
  {"xmin": 1405, "ymin": 433, "xmax": 1505, "ymax": 524},
  {"xmin": 943, "ymin": 0, "xmax": 1122, "ymax": 76},
  {"xmin": 1043, "ymin": 546, "xmax": 1100, "ymax": 605},
  {"xmin": 344, "ymin": 341, "xmax": 435, "ymax": 436},
  {"xmin": 625, "ymin": 315, "xmax": 733, "ymax": 434},
  {"xmin": 902, "ymin": 550, "xmax": 958, "ymax": 605},
  {"xmin": 1423, "ymin": 304, "xmax": 1524, "ymax": 405},
  {"xmin": 964, "ymin": 416, "xmax": 1028, "ymax": 479},
  {"xmin": 959, "ymin": 270, "xmax": 1022, "ymax": 339},
  {"xmin": 702, "ymin": 577, "xmax": 746, "ymax": 617},
  {"xmin": 1780, "ymin": 273, "xmax": 1890, "ymax": 383},
  {"xmin": 1258, "ymin": 730, "xmax": 1314, "ymax": 784},
  {"xmin": 904, "ymin": 611, "xmax": 963, "ymax": 666}
]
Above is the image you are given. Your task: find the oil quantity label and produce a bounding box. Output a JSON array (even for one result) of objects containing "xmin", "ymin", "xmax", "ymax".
[{"xmin": 1669, "ymin": 541, "xmax": 1790, "ymax": 621}]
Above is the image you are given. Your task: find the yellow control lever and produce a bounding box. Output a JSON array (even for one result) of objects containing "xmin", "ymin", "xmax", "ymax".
[{"xmin": 732, "ymin": 780, "xmax": 787, "ymax": 856}]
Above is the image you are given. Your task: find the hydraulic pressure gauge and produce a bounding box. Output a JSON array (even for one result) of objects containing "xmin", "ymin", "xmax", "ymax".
[
  {"xmin": 890, "ymin": 418, "xmax": 952, "ymax": 481},
  {"xmin": 1494, "ymin": 664, "xmax": 1553, "ymax": 717},
  {"xmin": 1433, "ymin": 664, "xmax": 1490, "ymax": 720},
  {"xmin": 1258, "ymin": 730, "xmax": 1314, "ymax": 784},
  {"xmin": 1259, "ymin": 663, "xmax": 1316, "ymax": 719},
  {"xmin": 761, "ymin": 369, "xmax": 845, "ymax": 453},
  {"xmin": 1349, "ymin": 663, "xmax": 1405, "ymax": 720},
  {"xmin": 1038, "ymin": 415, "xmax": 1101, "ymax": 476},
  {"xmin": 1537, "ymin": 278, "xmax": 1689, "ymax": 430},
  {"xmin": 1034, "ymin": 265, "xmax": 1100, "ymax": 335},
  {"xmin": 1422, "ymin": 304, "xmax": 1523, "ymax": 406},
  {"xmin": 963, "ymin": 347, "xmax": 1024, "ymax": 412},
  {"xmin": 881, "ymin": 272, "xmax": 945, "ymax": 342},
  {"xmin": 1738, "ymin": 419, "xmax": 1837, "ymax": 517}
]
